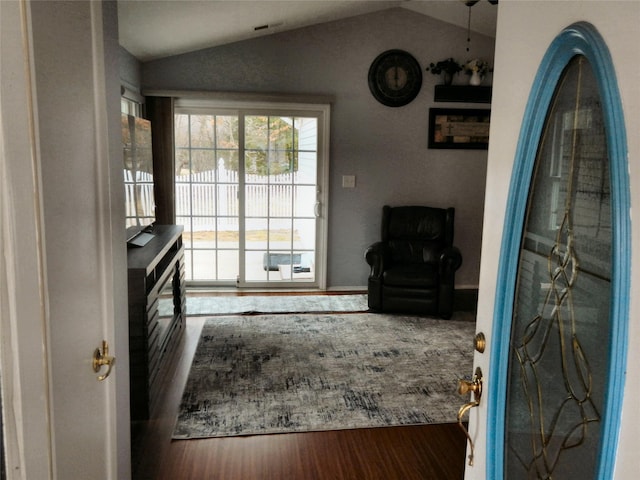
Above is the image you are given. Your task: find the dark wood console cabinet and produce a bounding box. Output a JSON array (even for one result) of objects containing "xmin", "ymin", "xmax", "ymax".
[{"xmin": 127, "ymin": 225, "xmax": 186, "ymax": 421}]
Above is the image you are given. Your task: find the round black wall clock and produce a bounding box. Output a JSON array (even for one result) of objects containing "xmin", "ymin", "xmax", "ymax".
[{"xmin": 368, "ymin": 49, "xmax": 423, "ymax": 107}]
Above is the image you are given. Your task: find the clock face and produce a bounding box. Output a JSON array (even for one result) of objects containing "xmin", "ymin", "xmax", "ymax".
[{"xmin": 368, "ymin": 49, "xmax": 423, "ymax": 107}]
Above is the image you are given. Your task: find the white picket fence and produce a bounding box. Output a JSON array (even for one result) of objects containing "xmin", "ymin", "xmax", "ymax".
[
  {"xmin": 126, "ymin": 167, "xmax": 312, "ymax": 231},
  {"xmin": 123, "ymin": 170, "xmax": 154, "ymax": 221}
]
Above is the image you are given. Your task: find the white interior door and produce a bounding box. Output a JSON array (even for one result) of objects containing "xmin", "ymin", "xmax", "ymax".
[
  {"xmin": 463, "ymin": 9, "xmax": 638, "ymax": 480},
  {"xmin": 0, "ymin": 1, "xmax": 129, "ymax": 478}
]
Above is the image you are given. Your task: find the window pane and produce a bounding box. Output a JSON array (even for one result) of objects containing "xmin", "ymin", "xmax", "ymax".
[
  {"xmin": 293, "ymin": 218, "xmax": 315, "ymax": 250},
  {"xmin": 269, "ymin": 185, "xmax": 293, "ymax": 217},
  {"xmin": 297, "ymin": 150, "xmax": 317, "ymax": 184},
  {"xmin": 245, "ymin": 250, "xmax": 269, "ymax": 281},
  {"xmin": 190, "ymin": 115, "xmax": 215, "ymax": 148},
  {"xmin": 269, "ymin": 218, "xmax": 293, "ymax": 250},
  {"xmin": 245, "ymin": 115, "xmax": 268, "ymax": 150},
  {"xmin": 296, "ymin": 117, "xmax": 317, "ymax": 150},
  {"xmin": 294, "ymin": 185, "xmax": 316, "ymax": 217},
  {"xmin": 216, "ymin": 249, "xmax": 238, "ymax": 281},
  {"xmin": 175, "ymin": 114, "xmax": 190, "ymax": 148},
  {"xmin": 271, "ymin": 116, "xmax": 293, "ymax": 150},
  {"xmin": 191, "ymin": 250, "xmax": 216, "ymax": 280},
  {"xmin": 216, "ymin": 115, "xmax": 238, "ymax": 149},
  {"xmin": 191, "ymin": 184, "xmax": 216, "ymax": 216},
  {"xmin": 244, "ymin": 150, "xmax": 266, "ymax": 178},
  {"xmin": 217, "ymin": 217, "xmax": 238, "ymax": 248},
  {"xmin": 189, "ymin": 149, "xmax": 216, "ymax": 174},
  {"xmin": 245, "ymin": 184, "xmax": 268, "ymax": 216},
  {"xmin": 245, "ymin": 218, "xmax": 268, "ymax": 249},
  {"xmin": 217, "ymin": 150, "xmax": 238, "ymax": 174},
  {"xmin": 175, "ymin": 148, "xmax": 190, "ymax": 177},
  {"xmin": 176, "ymin": 216, "xmax": 192, "ymax": 248}
]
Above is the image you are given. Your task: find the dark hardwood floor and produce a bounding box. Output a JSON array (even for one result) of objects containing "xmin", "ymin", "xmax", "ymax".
[{"xmin": 131, "ymin": 303, "xmax": 468, "ymax": 480}]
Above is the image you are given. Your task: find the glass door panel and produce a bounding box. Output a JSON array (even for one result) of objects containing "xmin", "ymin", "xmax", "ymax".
[
  {"xmin": 504, "ymin": 56, "xmax": 612, "ymax": 479},
  {"xmin": 175, "ymin": 113, "xmax": 240, "ymax": 283},
  {"xmin": 242, "ymin": 114, "xmax": 318, "ymax": 285}
]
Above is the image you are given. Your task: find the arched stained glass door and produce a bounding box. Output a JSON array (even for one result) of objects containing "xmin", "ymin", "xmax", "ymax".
[{"xmin": 486, "ymin": 23, "xmax": 629, "ymax": 480}]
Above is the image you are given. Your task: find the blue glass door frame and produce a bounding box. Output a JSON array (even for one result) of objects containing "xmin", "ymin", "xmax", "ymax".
[{"xmin": 488, "ymin": 22, "xmax": 630, "ymax": 479}]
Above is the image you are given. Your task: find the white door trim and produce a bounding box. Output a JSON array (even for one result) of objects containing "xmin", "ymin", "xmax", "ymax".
[{"xmin": 0, "ymin": 0, "xmax": 54, "ymax": 477}]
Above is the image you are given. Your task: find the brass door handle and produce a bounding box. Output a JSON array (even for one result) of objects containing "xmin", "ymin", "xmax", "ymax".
[
  {"xmin": 457, "ymin": 366, "xmax": 483, "ymax": 466},
  {"xmin": 458, "ymin": 375, "xmax": 482, "ymax": 397},
  {"xmin": 93, "ymin": 340, "xmax": 115, "ymax": 381}
]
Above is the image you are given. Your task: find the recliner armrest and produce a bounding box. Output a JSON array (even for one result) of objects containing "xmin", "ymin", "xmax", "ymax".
[
  {"xmin": 365, "ymin": 241, "xmax": 386, "ymax": 277},
  {"xmin": 439, "ymin": 246, "xmax": 462, "ymax": 274}
]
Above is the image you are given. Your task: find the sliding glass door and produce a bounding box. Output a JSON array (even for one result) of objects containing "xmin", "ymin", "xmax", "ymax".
[
  {"xmin": 175, "ymin": 101, "xmax": 329, "ymax": 288},
  {"xmin": 175, "ymin": 113, "xmax": 240, "ymax": 283},
  {"xmin": 243, "ymin": 114, "xmax": 319, "ymax": 283}
]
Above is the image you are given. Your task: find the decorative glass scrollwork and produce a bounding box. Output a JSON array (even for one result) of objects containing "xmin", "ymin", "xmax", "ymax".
[{"xmin": 505, "ymin": 55, "xmax": 611, "ymax": 478}]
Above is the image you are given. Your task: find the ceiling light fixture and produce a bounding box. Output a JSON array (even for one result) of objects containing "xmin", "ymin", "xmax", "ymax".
[
  {"xmin": 462, "ymin": 0, "xmax": 498, "ymax": 52},
  {"xmin": 465, "ymin": 1, "xmax": 478, "ymax": 52}
]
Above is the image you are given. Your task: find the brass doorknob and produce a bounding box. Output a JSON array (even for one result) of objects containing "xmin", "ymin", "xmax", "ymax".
[
  {"xmin": 458, "ymin": 366, "xmax": 482, "ymax": 400},
  {"xmin": 458, "ymin": 377, "xmax": 482, "ymax": 397},
  {"xmin": 93, "ymin": 340, "xmax": 115, "ymax": 381}
]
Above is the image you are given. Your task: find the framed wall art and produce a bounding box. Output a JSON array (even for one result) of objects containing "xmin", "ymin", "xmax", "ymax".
[{"xmin": 428, "ymin": 108, "xmax": 491, "ymax": 149}]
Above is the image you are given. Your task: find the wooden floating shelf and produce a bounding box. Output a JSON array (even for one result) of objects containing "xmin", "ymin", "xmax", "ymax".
[{"xmin": 434, "ymin": 85, "xmax": 492, "ymax": 103}]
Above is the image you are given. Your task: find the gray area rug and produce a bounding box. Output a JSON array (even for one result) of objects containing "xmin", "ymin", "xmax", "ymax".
[
  {"xmin": 173, "ymin": 312, "xmax": 475, "ymax": 439},
  {"xmin": 159, "ymin": 293, "xmax": 369, "ymax": 316}
]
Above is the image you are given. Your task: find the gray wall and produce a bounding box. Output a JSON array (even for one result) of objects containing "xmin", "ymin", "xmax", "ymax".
[
  {"xmin": 120, "ymin": 46, "xmax": 142, "ymax": 94},
  {"xmin": 140, "ymin": 8, "xmax": 495, "ymax": 289}
]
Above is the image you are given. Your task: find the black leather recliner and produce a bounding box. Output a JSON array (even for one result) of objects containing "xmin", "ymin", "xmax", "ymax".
[{"xmin": 365, "ymin": 205, "xmax": 462, "ymax": 319}]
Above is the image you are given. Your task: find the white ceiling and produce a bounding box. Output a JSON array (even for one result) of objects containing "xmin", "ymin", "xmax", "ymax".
[{"xmin": 118, "ymin": 0, "xmax": 498, "ymax": 61}]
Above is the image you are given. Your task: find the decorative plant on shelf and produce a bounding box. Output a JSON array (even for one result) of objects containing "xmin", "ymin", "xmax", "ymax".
[
  {"xmin": 464, "ymin": 58, "xmax": 492, "ymax": 85},
  {"xmin": 426, "ymin": 58, "xmax": 462, "ymax": 85}
]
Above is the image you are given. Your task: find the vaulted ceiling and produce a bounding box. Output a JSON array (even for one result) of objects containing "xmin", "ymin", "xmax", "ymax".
[{"xmin": 118, "ymin": 0, "xmax": 498, "ymax": 61}]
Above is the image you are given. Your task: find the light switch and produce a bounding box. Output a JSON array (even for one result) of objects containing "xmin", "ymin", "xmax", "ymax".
[{"xmin": 342, "ymin": 175, "xmax": 356, "ymax": 188}]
